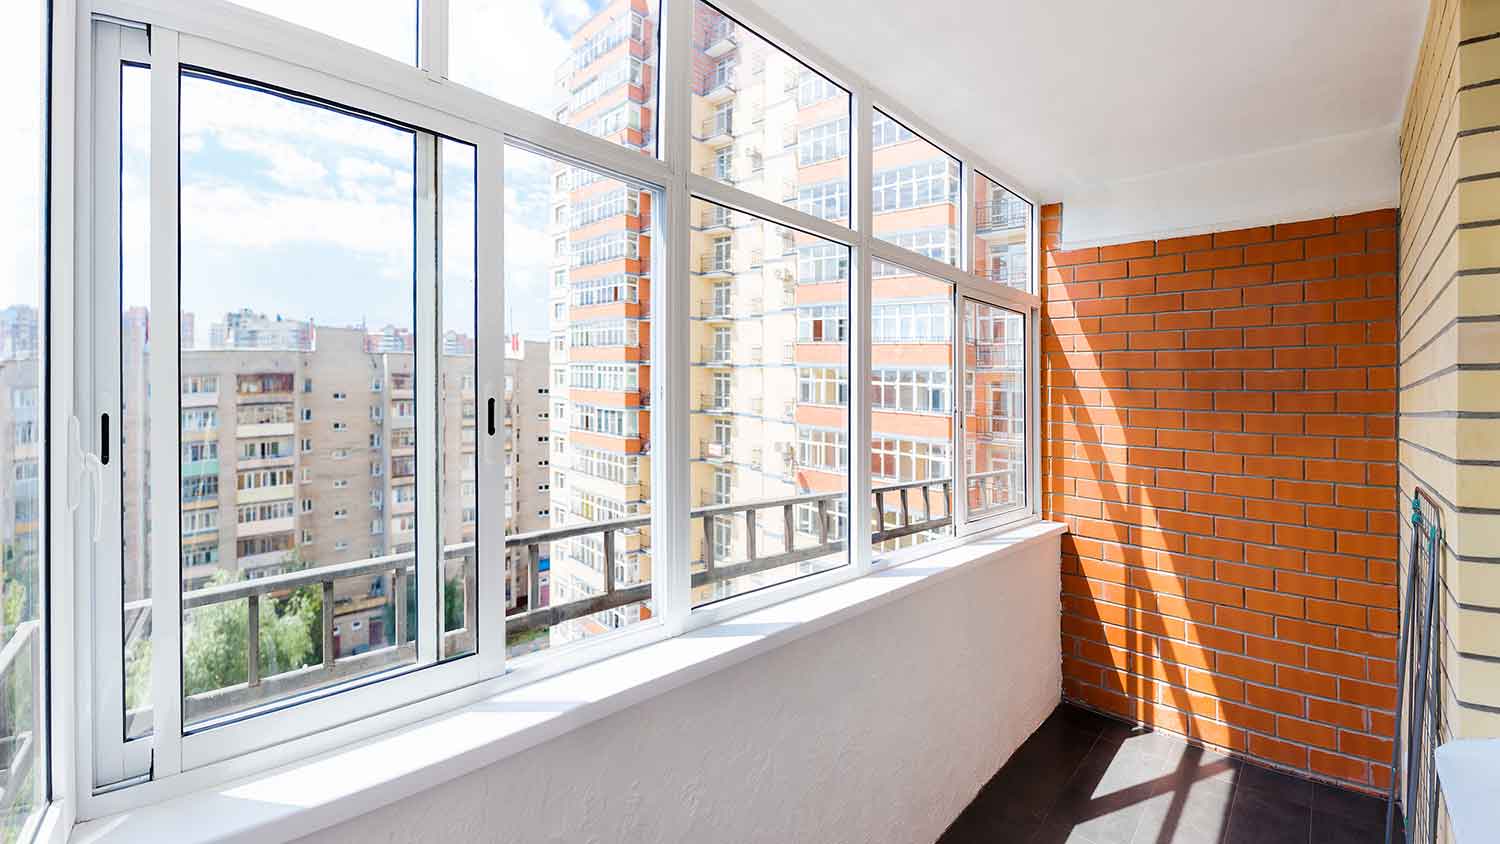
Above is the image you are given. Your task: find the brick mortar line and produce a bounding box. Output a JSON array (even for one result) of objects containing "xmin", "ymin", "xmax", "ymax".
[
  {"xmin": 1059, "ymin": 693, "xmax": 1394, "ymax": 790},
  {"xmin": 1055, "ymin": 516, "xmax": 1400, "ymax": 558},
  {"xmin": 1058, "ymin": 533, "xmax": 1397, "ymax": 585},
  {"xmin": 1059, "ymin": 551, "xmax": 1397, "ymax": 608},
  {"xmin": 1050, "ymin": 481, "xmax": 1397, "ymax": 513},
  {"xmin": 1398, "ymin": 50, "xmax": 1459, "ymax": 210},
  {"xmin": 1045, "ymin": 417, "xmax": 1397, "ymax": 443},
  {"xmin": 1060, "ymin": 551, "xmax": 1397, "ymax": 607},
  {"xmin": 1046, "ymin": 435, "xmax": 1398, "ymax": 468},
  {"xmin": 1041, "ymin": 277, "xmax": 1396, "ymax": 304},
  {"xmin": 1394, "ymin": 131, "xmax": 1458, "ymax": 290},
  {"xmin": 1059, "ymin": 603, "xmax": 1395, "ymax": 664},
  {"xmin": 1061, "ymin": 631, "xmax": 1398, "ymax": 708},
  {"xmin": 1059, "ymin": 584, "xmax": 1396, "ymax": 639},
  {"xmin": 1061, "ymin": 641, "xmax": 1398, "ymax": 725},
  {"xmin": 1061, "ymin": 648, "xmax": 1399, "ymax": 735}
]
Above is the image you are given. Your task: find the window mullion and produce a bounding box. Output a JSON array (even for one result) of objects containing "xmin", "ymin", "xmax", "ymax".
[
  {"xmin": 416, "ymin": 132, "xmax": 440, "ymax": 665},
  {"xmin": 476, "ymin": 137, "xmax": 507, "ymax": 674},
  {"xmin": 147, "ymin": 26, "xmax": 184, "ymax": 777},
  {"xmin": 952, "ymin": 295, "xmax": 969, "ymax": 534},
  {"xmin": 851, "ymin": 86, "xmax": 873, "ymax": 574},
  {"xmin": 420, "ymin": 0, "xmax": 449, "ymax": 77},
  {"xmin": 654, "ymin": 0, "xmax": 692, "ymax": 634}
]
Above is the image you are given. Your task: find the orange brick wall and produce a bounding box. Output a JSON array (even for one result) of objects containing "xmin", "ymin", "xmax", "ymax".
[{"xmin": 1040, "ymin": 204, "xmax": 1402, "ymax": 791}]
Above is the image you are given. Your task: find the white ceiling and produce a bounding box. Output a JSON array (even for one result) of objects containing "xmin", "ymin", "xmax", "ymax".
[{"xmin": 749, "ymin": 0, "xmax": 1428, "ymax": 206}]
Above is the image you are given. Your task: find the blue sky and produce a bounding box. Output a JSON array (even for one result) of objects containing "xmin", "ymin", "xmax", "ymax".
[{"xmin": 118, "ymin": 0, "xmax": 642, "ymax": 348}]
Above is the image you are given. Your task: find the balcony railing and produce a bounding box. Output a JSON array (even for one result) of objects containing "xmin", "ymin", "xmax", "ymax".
[
  {"xmin": 700, "ymin": 116, "xmax": 733, "ymax": 140},
  {"xmin": 700, "ymin": 208, "xmax": 734, "ymax": 229},
  {"xmin": 966, "ymin": 467, "xmax": 1025, "ymax": 515},
  {"xmin": 700, "ymin": 392, "xmax": 732, "ymax": 412},
  {"xmin": 987, "ymin": 264, "xmax": 1029, "ymax": 287},
  {"xmin": 974, "ymin": 344, "xmax": 1025, "ymax": 369},
  {"xmin": 701, "ymin": 344, "xmax": 732, "ymax": 364},
  {"xmin": 0, "ymin": 621, "xmax": 40, "ymax": 815},
  {"xmin": 122, "ymin": 481, "xmax": 953, "ymax": 726},
  {"xmin": 699, "ymin": 255, "xmax": 733, "ymax": 274},
  {"xmin": 975, "ymin": 200, "xmax": 1029, "ymax": 232},
  {"xmin": 700, "ymin": 20, "xmax": 738, "ymax": 57},
  {"xmin": 700, "ymin": 298, "xmax": 733, "ymax": 318}
]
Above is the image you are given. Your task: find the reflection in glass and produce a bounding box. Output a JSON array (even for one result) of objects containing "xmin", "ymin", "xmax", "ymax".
[
  {"xmin": 505, "ymin": 145, "xmax": 654, "ymax": 658},
  {"xmin": 972, "ymin": 172, "xmax": 1031, "ymax": 291},
  {"xmin": 871, "ymin": 259, "xmax": 954, "ymax": 556},
  {"xmin": 964, "ymin": 302, "xmax": 1025, "ymax": 519},
  {"xmin": 451, "ymin": 0, "xmax": 661, "ymax": 157},
  {"xmin": 173, "ymin": 71, "xmax": 420, "ymax": 726},
  {"xmin": 690, "ymin": 199, "xmax": 850, "ymax": 606}
]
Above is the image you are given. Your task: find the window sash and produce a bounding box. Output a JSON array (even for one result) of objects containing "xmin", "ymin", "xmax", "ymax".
[{"xmin": 66, "ymin": 0, "xmax": 1040, "ymax": 818}]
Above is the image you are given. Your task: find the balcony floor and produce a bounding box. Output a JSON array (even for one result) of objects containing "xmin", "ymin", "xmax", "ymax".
[{"xmin": 938, "ymin": 703, "xmax": 1398, "ymax": 844}]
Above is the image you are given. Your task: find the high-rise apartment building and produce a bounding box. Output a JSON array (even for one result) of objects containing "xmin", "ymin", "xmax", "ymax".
[
  {"xmin": 534, "ymin": 0, "xmax": 1027, "ymax": 628},
  {"xmin": 122, "ymin": 316, "xmax": 548, "ymax": 671}
]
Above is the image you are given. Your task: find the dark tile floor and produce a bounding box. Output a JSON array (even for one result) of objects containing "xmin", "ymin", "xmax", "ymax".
[{"xmin": 938, "ymin": 703, "xmax": 1400, "ymax": 844}]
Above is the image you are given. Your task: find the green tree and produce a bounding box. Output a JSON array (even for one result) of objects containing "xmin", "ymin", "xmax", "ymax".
[{"xmin": 124, "ymin": 574, "xmax": 323, "ymax": 707}]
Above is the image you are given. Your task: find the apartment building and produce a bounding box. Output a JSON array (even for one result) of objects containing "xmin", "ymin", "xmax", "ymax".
[
  {"xmin": 545, "ymin": 0, "xmax": 659, "ymax": 647},
  {"xmin": 121, "ymin": 315, "xmax": 548, "ymax": 666},
  {"xmin": 536, "ymin": 0, "xmax": 1030, "ymax": 626}
]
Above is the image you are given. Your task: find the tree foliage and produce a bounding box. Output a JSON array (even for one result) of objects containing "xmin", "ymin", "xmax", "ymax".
[{"xmin": 125, "ymin": 574, "xmax": 323, "ymax": 708}]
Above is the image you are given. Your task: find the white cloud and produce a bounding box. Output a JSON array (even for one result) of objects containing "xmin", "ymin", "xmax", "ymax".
[{"xmin": 449, "ymin": 1, "xmax": 577, "ymax": 117}]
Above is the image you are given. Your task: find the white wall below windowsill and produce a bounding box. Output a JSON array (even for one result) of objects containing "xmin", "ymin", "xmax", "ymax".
[{"xmin": 73, "ymin": 520, "xmax": 1065, "ymax": 844}]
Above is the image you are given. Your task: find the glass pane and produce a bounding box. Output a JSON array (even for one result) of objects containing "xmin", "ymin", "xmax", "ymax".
[
  {"xmin": 121, "ymin": 64, "xmax": 153, "ymax": 739},
  {"xmin": 963, "ymin": 302, "xmax": 1025, "ymax": 519},
  {"xmin": 451, "ymin": 0, "xmax": 661, "ymax": 157},
  {"xmin": 690, "ymin": 2, "xmax": 851, "ymax": 224},
  {"xmin": 690, "ymin": 199, "xmax": 849, "ymax": 606},
  {"xmin": 228, "ymin": 0, "xmax": 418, "ymax": 64},
  {"xmin": 871, "ymin": 110, "xmax": 960, "ymax": 267},
  {"xmin": 972, "ymin": 172, "xmax": 1031, "ymax": 291},
  {"xmin": 0, "ymin": 0, "xmax": 47, "ymax": 829},
  {"xmin": 177, "ymin": 72, "xmax": 420, "ymax": 726},
  {"xmin": 505, "ymin": 145, "xmax": 654, "ymax": 657},
  {"xmin": 871, "ymin": 259, "xmax": 954, "ymax": 556},
  {"xmin": 440, "ymin": 140, "xmax": 479, "ymax": 659}
]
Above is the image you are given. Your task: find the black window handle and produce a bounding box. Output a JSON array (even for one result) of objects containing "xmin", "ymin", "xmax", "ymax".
[
  {"xmin": 100, "ymin": 413, "xmax": 110, "ymax": 465},
  {"xmin": 487, "ymin": 398, "xmax": 496, "ymax": 436}
]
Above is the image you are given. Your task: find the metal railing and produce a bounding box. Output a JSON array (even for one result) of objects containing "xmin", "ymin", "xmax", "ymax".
[
  {"xmin": 965, "ymin": 467, "xmax": 1024, "ymax": 515},
  {"xmin": 0, "ymin": 621, "xmax": 40, "ymax": 817},
  {"xmin": 700, "ymin": 116, "xmax": 733, "ymax": 139},
  {"xmin": 123, "ymin": 479, "xmax": 955, "ymax": 723},
  {"xmin": 987, "ymin": 264, "xmax": 1029, "ymax": 286},
  {"xmin": 975, "ymin": 201, "xmax": 1028, "ymax": 231},
  {"xmin": 698, "ymin": 254, "xmax": 733, "ymax": 274}
]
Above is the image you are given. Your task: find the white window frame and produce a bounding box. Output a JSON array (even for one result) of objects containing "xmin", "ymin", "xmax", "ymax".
[{"xmin": 54, "ymin": 0, "xmax": 1042, "ymax": 823}]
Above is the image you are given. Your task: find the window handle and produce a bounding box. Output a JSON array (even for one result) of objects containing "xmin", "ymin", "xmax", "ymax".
[
  {"xmin": 487, "ymin": 398, "xmax": 496, "ymax": 436},
  {"xmin": 100, "ymin": 413, "xmax": 110, "ymax": 465}
]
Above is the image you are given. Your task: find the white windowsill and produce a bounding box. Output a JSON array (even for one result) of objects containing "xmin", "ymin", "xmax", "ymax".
[{"xmin": 72, "ymin": 520, "xmax": 1064, "ymax": 844}]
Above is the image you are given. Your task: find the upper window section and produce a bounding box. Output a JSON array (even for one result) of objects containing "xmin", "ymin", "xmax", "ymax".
[
  {"xmin": 972, "ymin": 171, "xmax": 1032, "ymax": 292},
  {"xmin": 690, "ymin": 2, "xmax": 852, "ymax": 226},
  {"xmin": 228, "ymin": 1, "xmax": 418, "ymax": 63},
  {"xmin": 451, "ymin": 0, "xmax": 661, "ymax": 157},
  {"xmin": 871, "ymin": 110, "xmax": 960, "ymax": 267}
]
